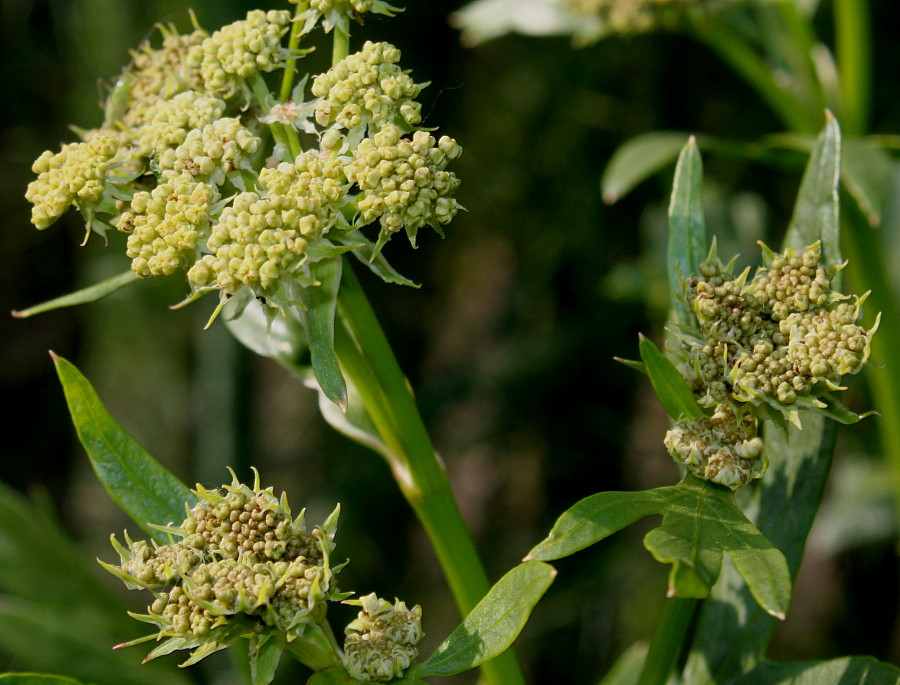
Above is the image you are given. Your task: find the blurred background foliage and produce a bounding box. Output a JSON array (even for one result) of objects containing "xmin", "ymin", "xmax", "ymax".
[{"xmin": 0, "ymin": 1, "xmax": 897, "ymax": 683}]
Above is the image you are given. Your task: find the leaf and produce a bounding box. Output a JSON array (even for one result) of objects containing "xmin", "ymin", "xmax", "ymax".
[
  {"xmin": 249, "ymin": 634, "xmax": 283, "ymax": 685},
  {"xmin": 449, "ymin": 0, "xmax": 586, "ymax": 46},
  {"xmin": 683, "ymin": 414, "xmax": 840, "ymax": 683},
  {"xmin": 299, "ymin": 257, "xmax": 348, "ymax": 411},
  {"xmin": 0, "ymin": 675, "xmax": 89, "ymax": 685},
  {"xmin": 841, "ymin": 140, "xmax": 894, "ymax": 228},
  {"xmin": 415, "ymin": 562, "xmax": 556, "ymax": 677},
  {"xmin": 339, "ymin": 232, "xmax": 418, "ymax": 287},
  {"xmin": 0, "ymin": 597, "xmax": 188, "ymax": 685},
  {"xmin": 526, "ymin": 479, "xmax": 790, "ymax": 618},
  {"xmin": 52, "ymin": 354, "xmax": 196, "ymax": 542},
  {"xmin": 666, "ymin": 136, "xmax": 707, "ymax": 332},
  {"xmin": 783, "ymin": 113, "xmax": 842, "ymax": 267},
  {"xmin": 613, "ymin": 357, "xmax": 646, "ymax": 376},
  {"xmin": 12, "ymin": 270, "xmax": 140, "ymax": 319},
  {"xmin": 728, "ymin": 656, "xmax": 900, "ymax": 685},
  {"xmin": 638, "ymin": 334, "xmax": 705, "ymax": 420},
  {"xmin": 602, "ymin": 132, "xmax": 692, "ymax": 204},
  {"xmin": 225, "ymin": 299, "xmax": 308, "ymax": 369},
  {"xmin": 597, "ymin": 643, "xmax": 648, "ymax": 685}
]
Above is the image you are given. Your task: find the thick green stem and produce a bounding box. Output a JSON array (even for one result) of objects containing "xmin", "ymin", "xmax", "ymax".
[
  {"xmin": 247, "ymin": 72, "xmax": 295, "ymax": 162},
  {"xmin": 693, "ymin": 23, "xmax": 820, "ymax": 134},
  {"xmin": 637, "ymin": 597, "xmax": 698, "ymax": 685},
  {"xmin": 332, "ymin": 24, "xmax": 350, "ymax": 65},
  {"xmin": 334, "ymin": 262, "xmax": 527, "ymax": 685},
  {"xmin": 280, "ymin": 2, "xmax": 310, "ymax": 101},
  {"xmin": 834, "ymin": 0, "xmax": 871, "ymax": 136}
]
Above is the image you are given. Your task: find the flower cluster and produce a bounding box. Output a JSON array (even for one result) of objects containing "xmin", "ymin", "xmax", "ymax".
[
  {"xmin": 684, "ymin": 242, "xmax": 875, "ymax": 416},
  {"xmin": 312, "ymin": 41, "xmax": 424, "ymax": 141},
  {"xmin": 347, "ymin": 125, "xmax": 463, "ymax": 245},
  {"xmin": 295, "ymin": 0, "xmax": 401, "ymax": 36},
  {"xmin": 118, "ymin": 173, "xmax": 220, "ymax": 277},
  {"xmin": 25, "ymin": 9, "xmax": 463, "ymax": 323},
  {"xmin": 187, "ymin": 10, "xmax": 292, "ymax": 98},
  {"xmin": 25, "ymin": 135, "xmax": 125, "ymax": 231},
  {"xmin": 664, "ymin": 403, "xmax": 764, "ymax": 489},
  {"xmin": 102, "ymin": 470, "xmax": 345, "ymax": 665},
  {"xmin": 664, "ymin": 241, "xmax": 877, "ymax": 488},
  {"xmin": 342, "ymin": 593, "xmax": 424, "ymax": 682}
]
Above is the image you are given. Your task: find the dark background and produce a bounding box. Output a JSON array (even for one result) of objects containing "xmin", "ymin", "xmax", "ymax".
[{"xmin": 1, "ymin": 1, "xmax": 898, "ymax": 682}]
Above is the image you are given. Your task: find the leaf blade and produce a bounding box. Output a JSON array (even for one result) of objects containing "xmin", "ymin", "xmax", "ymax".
[
  {"xmin": 639, "ymin": 334, "xmax": 705, "ymax": 421},
  {"xmin": 416, "ymin": 562, "xmax": 556, "ymax": 677},
  {"xmin": 12, "ymin": 270, "xmax": 140, "ymax": 319},
  {"xmin": 52, "ymin": 354, "xmax": 195, "ymax": 541}
]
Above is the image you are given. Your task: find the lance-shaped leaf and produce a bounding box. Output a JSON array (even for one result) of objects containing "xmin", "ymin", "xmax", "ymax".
[
  {"xmin": 638, "ymin": 335, "xmax": 705, "ymax": 421},
  {"xmin": 602, "ymin": 132, "xmax": 692, "ymax": 205},
  {"xmin": 728, "ymin": 656, "xmax": 900, "ymax": 685},
  {"xmin": 526, "ymin": 479, "xmax": 789, "ymax": 618},
  {"xmin": 249, "ymin": 633, "xmax": 283, "ymax": 685},
  {"xmin": 666, "ymin": 136, "xmax": 707, "ymax": 332},
  {"xmin": 12, "ymin": 270, "xmax": 140, "ymax": 319},
  {"xmin": 783, "ymin": 112, "xmax": 842, "ymax": 268},
  {"xmin": 414, "ymin": 562, "xmax": 556, "ymax": 678},
  {"xmin": 52, "ymin": 354, "xmax": 195, "ymax": 543},
  {"xmin": 299, "ymin": 257, "xmax": 348, "ymax": 411}
]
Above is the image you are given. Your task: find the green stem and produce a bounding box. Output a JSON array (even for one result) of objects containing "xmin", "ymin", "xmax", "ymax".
[
  {"xmin": 771, "ymin": 0, "xmax": 828, "ymax": 117},
  {"xmin": 834, "ymin": 0, "xmax": 871, "ymax": 136},
  {"xmin": 247, "ymin": 72, "xmax": 294, "ymax": 163},
  {"xmin": 282, "ymin": 623, "xmax": 342, "ymax": 672},
  {"xmin": 692, "ymin": 22, "xmax": 820, "ymax": 133},
  {"xmin": 332, "ymin": 24, "xmax": 350, "ymax": 65},
  {"xmin": 637, "ymin": 597, "xmax": 698, "ymax": 685},
  {"xmin": 280, "ymin": 2, "xmax": 310, "ymax": 102},
  {"xmin": 334, "ymin": 261, "xmax": 527, "ymax": 685}
]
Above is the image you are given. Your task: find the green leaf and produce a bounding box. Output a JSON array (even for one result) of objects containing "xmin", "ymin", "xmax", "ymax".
[
  {"xmin": 11, "ymin": 270, "xmax": 139, "ymax": 319},
  {"xmin": 52, "ymin": 354, "xmax": 196, "ymax": 542},
  {"xmin": 683, "ymin": 414, "xmax": 839, "ymax": 682},
  {"xmin": 526, "ymin": 479, "xmax": 790, "ymax": 617},
  {"xmin": 613, "ymin": 357, "xmax": 646, "ymax": 376},
  {"xmin": 638, "ymin": 334, "xmax": 705, "ymax": 420},
  {"xmin": 0, "ymin": 675, "xmax": 89, "ymax": 685},
  {"xmin": 0, "ymin": 597, "xmax": 188, "ymax": 685},
  {"xmin": 728, "ymin": 656, "xmax": 900, "ymax": 685},
  {"xmin": 339, "ymin": 232, "xmax": 418, "ymax": 287},
  {"xmin": 841, "ymin": 140, "xmax": 894, "ymax": 228},
  {"xmin": 299, "ymin": 258, "xmax": 348, "ymax": 411},
  {"xmin": 666, "ymin": 136, "xmax": 707, "ymax": 332},
  {"xmin": 416, "ymin": 561, "xmax": 556, "ymax": 677},
  {"xmin": 597, "ymin": 643, "xmax": 648, "ymax": 685},
  {"xmin": 249, "ymin": 634, "xmax": 283, "ymax": 685},
  {"xmin": 225, "ymin": 300, "xmax": 308, "ymax": 370},
  {"xmin": 602, "ymin": 132, "xmax": 692, "ymax": 204},
  {"xmin": 783, "ymin": 114, "xmax": 842, "ymax": 267}
]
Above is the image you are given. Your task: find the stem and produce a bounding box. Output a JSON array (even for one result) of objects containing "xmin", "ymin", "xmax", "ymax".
[
  {"xmin": 334, "ymin": 261, "xmax": 527, "ymax": 685},
  {"xmin": 637, "ymin": 598, "xmax": 698, "ymax": 685},
  {"xmin": 834, "ymin": 0, "xmax": 871, "ymax": 136},
  {"xmin": 771, "ymin": 0, "xmax": 828, "ymax": 117},
  {"xmin": 282, "ymin": 623, "xmax": 342, "ymax": 672},
  {"xmin": 280, "ymin": 2, "xmax": 310, "ymax": 102},
  {"xmin": 693, "ymin": 22, "xmax": 820, "ymax": 133},
  {"xmin": 248, "ymin": 72, "xmax": 294, "ymax": 163},
  {"xmin": 332, "ymin": 24, "xmax": 350, "ymax": 65}
]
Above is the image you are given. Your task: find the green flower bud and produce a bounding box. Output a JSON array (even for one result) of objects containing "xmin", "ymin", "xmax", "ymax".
[{"xmin": 342, "ymin": 593, "xmax": 423, "ymax": 682}]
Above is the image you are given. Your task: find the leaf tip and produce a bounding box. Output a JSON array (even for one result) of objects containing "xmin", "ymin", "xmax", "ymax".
[
  {"xmin": 602, "ymin": 189, "xmax": 619, "ymax": 205},
  {"xmin": 10, "ymin": 308, "xmax": 26, "ymax": 318},
  {"xmin": 771, "ymin": 610, "xmax": 787, "ymax": 621},
  {"xmin": 522, "ymin": 552, "xmax": 534, "ymax": 562},
  {"xmin": 686, "ymin": 135, "xmax": 698, "ymax": 147}
]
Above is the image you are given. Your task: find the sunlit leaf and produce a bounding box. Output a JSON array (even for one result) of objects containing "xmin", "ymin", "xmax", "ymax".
[
  {"xmin": 12, "ymin": 270, "xmax": 139, "ymax": 319},
  {"xmin": 638, "ymin": 334, "xmax": 705, "ymax": 420},
  {"xmin": 415, "ymin": 562, "xmax": 556, "ymax": 677},
  {"xmin": 52, "ymin": 354, "xmax": 195, "ymax": 542},
  {"xmin": 527, "ymin": 478, "xmax": 789, "ymax": 617}
]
